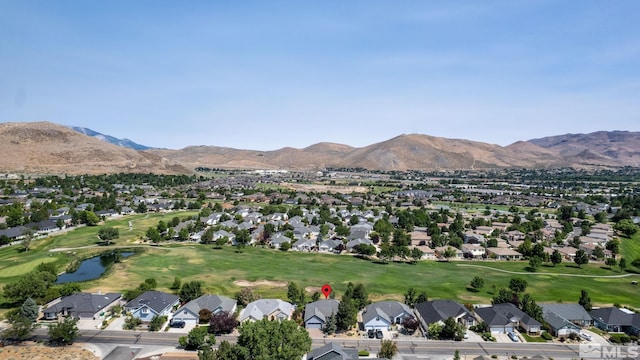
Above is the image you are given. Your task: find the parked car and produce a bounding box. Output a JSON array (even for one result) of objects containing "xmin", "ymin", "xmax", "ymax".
[
  {"xmin": 367, "ymin": 329, "xmax": 375, "ymax": 338},
  {"xmin": 170, "ymin": 320, "xmax": 185, "ymax": 328},
  {"xmin": 508, "ymin": 332, "xmax": 519, "ymax": 342},
  {"xmin": 375, "ymin": 330, "xmax": 383, "ymax": 339},
  {"xmin": 581, "ymin": 332, "xmax": 592, "ymax": 341}
]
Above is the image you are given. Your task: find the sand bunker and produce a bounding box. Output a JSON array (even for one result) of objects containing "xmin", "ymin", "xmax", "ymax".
[{"xmin": 233, "ymin": 280, "xmax": 287, "ymax": 287}]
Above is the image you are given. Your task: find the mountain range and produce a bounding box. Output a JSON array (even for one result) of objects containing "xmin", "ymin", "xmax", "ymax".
[{"xmin": 0, "ymin": 121, "xmax": 638, "ymax": 175}]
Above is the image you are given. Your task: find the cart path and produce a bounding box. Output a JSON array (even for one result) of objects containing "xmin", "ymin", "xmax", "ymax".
[{"xmin": 457, "ymin": 263, "xmax": 637, "ymax": 278}]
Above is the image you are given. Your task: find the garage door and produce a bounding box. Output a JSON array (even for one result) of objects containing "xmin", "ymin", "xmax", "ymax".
[
  {"xmin": 306, "ymin": 321, "xmax": 323, "ymax": 329},
  {"xmin": 173, "ymin": 317, "xmax": 197, "ymax": 326}
]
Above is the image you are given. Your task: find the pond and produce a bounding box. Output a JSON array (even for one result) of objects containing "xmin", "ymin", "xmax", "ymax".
[{"xmin": 56, "ymin": 251, "xmax": 134, "ymax": 284}]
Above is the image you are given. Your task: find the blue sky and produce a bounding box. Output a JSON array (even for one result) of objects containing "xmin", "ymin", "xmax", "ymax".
[{"xmin": 1, "ymin": 1, "xmax": 639, "ymax": 150}]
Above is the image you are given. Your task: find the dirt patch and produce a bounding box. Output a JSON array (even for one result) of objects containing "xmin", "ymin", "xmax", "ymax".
[
  {"xmin": 305, "ymin": 286, "xmax": 322, "ymax": 294},
  {"xmin": 0, "ymin": 343, "xmax": 98, "ymax": 360},
  {"xmin": 233, "ymin": 280, "xmax": 287, "ymax": 287}
]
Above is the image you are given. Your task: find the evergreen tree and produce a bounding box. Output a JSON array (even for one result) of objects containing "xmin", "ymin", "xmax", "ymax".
[{"xmin": 579, "ymin": 289, "xmax": 592, "ymax": 312}]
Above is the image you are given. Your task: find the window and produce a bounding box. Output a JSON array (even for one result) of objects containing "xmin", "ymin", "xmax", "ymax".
[{"xmin": 141, "ymin": 307, "xmax": 149, "ymax": 314}]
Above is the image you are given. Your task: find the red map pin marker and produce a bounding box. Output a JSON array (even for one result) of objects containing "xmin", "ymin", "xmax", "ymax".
[{"xmin": 321, "ymin": 284, "xmax": 332, "ymax": 299}]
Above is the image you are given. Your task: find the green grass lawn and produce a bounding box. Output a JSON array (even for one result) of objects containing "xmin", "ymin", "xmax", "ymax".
[
  {"xmin": 620, "ymin": 232, "xmax": 640, "ymax": 262},
  {"xmin": 2, "ymin": 212, "xmax": 640, "ymax": 311}
]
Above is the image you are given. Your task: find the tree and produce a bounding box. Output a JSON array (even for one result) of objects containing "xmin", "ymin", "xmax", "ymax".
[
  {"xmin": 323, "ymin": 312, "xmax": 337, "ymax": 335},
  {"xmin": 206, "ymin": 340, "xmax": 247, "ymax": 360},
  {"xmin": 440, "ymin": 316, "xmax": 464, "ymax": 341},
  {"xmin": 236, "ymin": 319, "xmax": 311, "ymax": 360},
  {"xmin": 416, "ymin": 291, "xmax": 428, "ymax": 304},
  {"xmin": 428, "ymin": 322, "xmax": 443, "ymax": 339},
  {"xmin": 287, "ymin": 282, "xmax": 304, "ymax": 305},
  {"xmin": 443, "ymin": 247, "xmax": 457, "ymax": 261},
  {"xmin": 410, "ymin": 247, "xmax": 424, "ymax": 263},
  {"xmin": 614, "ymin": 219, "xmax": 639, "ymax": 237},
  {"xmin": 235, "ymin": 288, "xmax": 257, "ymax": 307},
  {"xmin": 492, "ymin": 288, "xmax": 514, "ymax": 305},
  {"xmin": 378, "ymin": 339, "xmax": 398, "ymax": 359},
  {"xmin": 20, "ymin": 297, "xmax": 39, "ymax": 323},
  {"xmin": 592, "ymin": 246, "xmax": 605, "ymax": 260},
  {"xmin": 199, "ymin": 309, "xmax": 213, "ymax": 324},
  {"xmin": 48, "ymin": 317, "xmax": 79, "ymax": 345},
  {"xmin": 209, "ymin": 311, "xmax": 238, "ymax": 335},
  {"xmin": 633, "ymin": 258, "xmax": 640, "ymax": 269},
  {"xmin": 171, "ymin": 277, "xmax": 182, "ymax": 291},
  {"xmin": 509, "ymin": 278, "xmax": 528, "ymax": 294},
  {"xmin": 404, "ymin": 288, "xmax": 417, "ymax": 307},
  {"xmin": 402, "ymin": 316, "xmax": 420, "ymax": 334},
  {"xmin": 528, "ymin": 256, "xmax": 542, "ymax": 271},
  {"xmin": 550, "ymin": 249, "xmax": 563, "ymax": 266},
  {"xmin": 2, "ymin": 309, "xmax": 37, "ymax": 342},
  {"xmin": 180, "ymin": 326, "xmax": 215, "ymax": 350},
  {"xmin": 579, "ymin": 289, "xmax": 592, "ymax": 312},
  {"xmin": 98, "ymin": 226, "xmax": 119, "ymax": 245},
  {"xmin": 136, "ymin": 201, "xmax": 148, "ymax": 213},
  {"xmin": 351, "ymin": 283, "xmax": 370, "ymax": 310},
  {"xmin": 146, "ymin": 227, "xmax": 162, "ymax": 243},
  {"xmin": 280, "ymin": 241, "xmax": 291, "ymax": 251},
  {"xmin": 3, "ymin": 272, "xmax": 51, "ymax": 304},
  {"xmin": 520, "ymin": 293, "xmax": 543, "ymax": 323},
  {"xmin": 336, "ymin": 296, "xmax": 357, "ymax": 331},
  {"xmin": 180, "ymin": 281, "xmax": 204, "ymax": 303},
  {"xmin": 605, "ymin": 257, "xmax": 617, "ymax": 268},
  {"xmin": 619, "ymin": 257, "xmax": 627, "ymax": 271},
  {"xmin": 574, "ymin": 249, "xmax": 589, "ymax": 268},
  {"xmin": 60, "ymin": 282, "xmax": 82, "ymax": 297},
  {"xmin": 123, "ymin": 316, "xmax": 142, "ymax": 330},
  {"xmin": 149, "ymin": 315, "xmax": 167, "ymax": 331},
  {"xmin": 235, "ymin": 229, "xmax": 251, "ymax": 249},
  {"xmin": 215, "ymin": 236, "xmax": 228, "ymax": 248},
  {"xmin": 354, "ymin": 244, "xmax": 377, "ymax": 258},
  {"xmin": 470, "ymin": 276, "xmax": 484, "ymax": 292}
]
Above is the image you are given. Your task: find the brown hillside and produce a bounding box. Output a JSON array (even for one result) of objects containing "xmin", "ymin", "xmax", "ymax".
[{"xmin": 0, "ymin": 122, "xmax": 191, "ymax": 175}]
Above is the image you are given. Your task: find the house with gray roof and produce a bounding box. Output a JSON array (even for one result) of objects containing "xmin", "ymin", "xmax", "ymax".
[
  {"xmin": 476, "ymin": 303, "xmax": 541, "ymax": 334},
  {"xmin": 319, "ymin": 239, "xmax": 342, "ymax": 253},
  {"xmin": 304, "ymin": 299, "xmax": 340, "ymax": 330},
  {"xmin": 293, "ymin": 238, "xmax": 316, "ymax": 252},
  {"xmin": 542, "ymin": 309, "xmax": 581, "ymax": 337},
  {"xmin": 43, "ymin": 292, "xmax": 122, "ymax": 320},
  {"xmin": 540, "ymin": 303, "xmax": 593, "ymax": 327},
  {"xmin": 173, "ymin": 295, "xmax": 237, "ymax": 326},
  {"xmin": 238, "ymin": 299, "xmax": 294, "ymax": 322},
  {"xmin": 345, "ymin": 238, "xmax": 373, "ymax": 251},
  {"xmin": 362, "ymin": 301, "xmax": 414, "ymax": 331},
  {"xmin": 124, "ymin": 290, "xmax": 180, "ymax": 322},
  {"xmin": 306, "ymin": 342, "xmax": 386, "ymax": 360},
  {"xmin": 270, "ymin": 233, "xmax": 293, "ymax": 249},
  {"xmin": 414, "ymin": 300, "xmax": 476, "ymax": 335},
  {"xmin": 591, "ymin": 307, "xmax": 640, "ymax": 335}
]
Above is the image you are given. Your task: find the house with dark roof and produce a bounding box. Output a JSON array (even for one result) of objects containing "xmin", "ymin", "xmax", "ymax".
[
  {"xmin": 591, "ymin": 307, "xmax": 640, "ymax": 335},
  {"xmin": 474, "ymin": 306, "xmax": 515, "ymax": 334},
  {"xmin": 540, "ymin": 303, "xmax": 593, "ymax": 327},
  {"xmin": 414, "ymin": 300, "xmax": 476, "ymax": 335},
  {"xmin": 361, "ymin": 301, "xmax": 414, "ymax": 331},
  {"xmin": 306, "ymin": 342, "xmax": 386, "ymax": 360},
  {"xmin": 475, "ymin": 303, "xmax": 541, "ymax": 334},
  {"xmin": 43, "ymin": 292, "xmax": 122, "ymax": 320},
  {"xmin": 124, "ymin": 290, "xmax": 180, "ymax": 322},
  {"xmin": 304, "ymin": 299, "xmax": 340, "ymax": 330},
  {"xmin": 173, "ymin": 295, "xmax": 237, "ymax": 326}
]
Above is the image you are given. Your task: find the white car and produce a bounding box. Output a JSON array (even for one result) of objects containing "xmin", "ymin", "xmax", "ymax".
[
  {"xmin": 581, "ymin": 333, "xmax": 592, "ymax": 341},
  {"xmin": 508, "ymin": 332, "xmax": 519, "ymax": 342}
]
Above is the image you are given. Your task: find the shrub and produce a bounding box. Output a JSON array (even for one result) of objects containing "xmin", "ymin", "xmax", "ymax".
[
  {"xmin": 123, "ymin": 316, "xmax": 142, "ymax": 330},
  {"xmin": 541, "ymin": 332, "xmax": 553, "ymax": 340},
  {"xmin": 610, "ymin": 333, "xmax": 631, "ymax": 344}
]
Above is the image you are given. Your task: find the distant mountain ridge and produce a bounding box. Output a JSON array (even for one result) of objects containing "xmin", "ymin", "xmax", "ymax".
[
  {"xmin": 1, "ymin": 122, "xmax": 639, "ymax": 174},
  {"xmin": 69, "ymin": 126, "xmax": 151, "ymax": 150}
]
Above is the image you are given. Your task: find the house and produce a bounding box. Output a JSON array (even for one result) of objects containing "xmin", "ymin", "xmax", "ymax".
[
  {"xmin": 173, "ymin": 295, "xmax": 237, "ymax": 326},
  {"xmin": 238, "ymin": 299, "xmax": 294, "ymax": 322},
  {"xmin": 435, "ymin": 246, "xmax": 464, "ymax": 260},
  {"xmin": 476, "ymin": 303, "xmax": 541, "ymax": 334},
  {"xmin": 270, "ymin": 233, "xmax": 293, "ymax": 249},
  {"xmin": 462, "ymin": 244, "xmax": 485, "ymax": 259},
  {"xmin": 557, "ymin": 246, "xmax": 578, "ymax": 261},
  {"xmin": 318, "ymin": 239, "xmax": 342, "ymax": 253},
  {"xmin": 362, "ymin": 301, "xmax": 414, "ymax": 331},
  {"xmin": 124, "ymin": 290, "xmax": 180, "ymax": 322},
  {"xmin": 464, "ymin": 233, "xmax": 486, "ymax": 244},
  {"xmin": 306, "ymin": 342, "xmax": 384, "ymax": 360},
  {"xmin": 414, "ymin": 300, "xmax": 476, "ymax": 335},
  {"xmin": 345, "ymin": 238, "xmax": 373, "ymax": 251},
  {"xmin": 43, "ymin": 292, "xmax": 122, "ymax": 320},
  {"xmin": 591, "ymin": 307, "xmax": 640, "ymax": 335},
  {"xmin": 486, "ymin": 247, "xmax": 523, "ymax": 260},
  {"xmin": 474, "ymin": 306, "xmax": 515, "ymax": 334},
  {"xmin": 542, "ymin": 309, "xmax": 581, "ymax": 337},
  {"xmin": 293, "ymin": 238, "xmax": 316, "ymax": 252},
  {"xmin": 540, "ymin": 303, "xmax": 593, "ymax": 327},
  {"xmin": 304, "ymin": 299, "xmax": 340, "ymax": 330}
]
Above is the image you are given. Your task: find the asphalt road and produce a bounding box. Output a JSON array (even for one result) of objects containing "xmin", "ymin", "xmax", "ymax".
[{"xmin": 32, "ymin": 329, "xmax": 591, "ymax": 359}]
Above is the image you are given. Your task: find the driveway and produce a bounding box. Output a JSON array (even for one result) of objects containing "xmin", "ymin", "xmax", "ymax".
[{"xmin": 581, "ymin": 328, "xmax": 609, "ymax": 346}]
